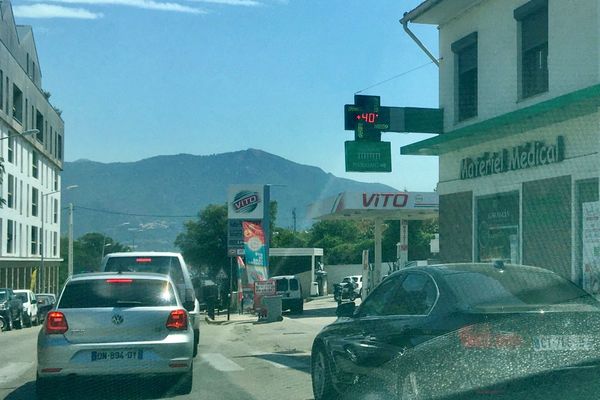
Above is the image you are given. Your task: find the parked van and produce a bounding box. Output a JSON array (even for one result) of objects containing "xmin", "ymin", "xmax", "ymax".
[
  {"xmin": 271, "ymin": 275, "xmax": 303, "ymax": 314},
  {"xmin": 13, "ymin": 289, "xmax": 38, "ymax": 327},
  {"xmin": 100, "ymin": 252, "xmax": 200, "ymax": 356}
]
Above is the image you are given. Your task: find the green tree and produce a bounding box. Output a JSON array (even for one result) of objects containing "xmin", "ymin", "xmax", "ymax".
[{"xmin": 175, "ymin": 204, "xmax": 228, "ymax": 279}]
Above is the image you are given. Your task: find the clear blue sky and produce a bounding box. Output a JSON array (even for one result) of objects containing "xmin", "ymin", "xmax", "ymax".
[{"xmin": 14, "ymin": 0, "xmax": 439, "ymax": 191}]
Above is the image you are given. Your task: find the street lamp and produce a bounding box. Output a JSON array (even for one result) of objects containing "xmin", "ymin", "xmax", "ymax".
[
  {"xmin": 0, "ymin": 128, "xmax": 39, "ymax": 141},
  {"xmin": 40, "ymin": 184, "xmax": 78, "ymax": 293}
]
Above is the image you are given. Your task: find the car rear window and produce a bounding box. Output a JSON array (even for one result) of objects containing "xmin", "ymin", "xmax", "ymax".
[
  {"xmin": 104, "ymin": 256, "xmax": 185, "ymax": 284},
  {"xmin": 0, "ymin": 291, "xmax": 6, "ymax": 301},
  {"xmin": 290, "ymin": 279, "xmax": 299, "ymax": 291},
  {"xmin": 59, "ymin": 279, "xmax": 177, "ymax": 308},
  {"xmin": 446, "ymin": 270, "xmax": 593, "ymax": 308},
  {"xmin": 14, "ymin": 293, "xmax": 28, "ymax": 302},
  {"xmin": 275, "ymin": 279, "xmax": 288, "ymax": 292}
]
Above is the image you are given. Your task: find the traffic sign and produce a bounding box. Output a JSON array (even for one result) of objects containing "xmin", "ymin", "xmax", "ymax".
[{"xmin": 345, "ymin": 140, "xmax": 391, "ymax": 172}]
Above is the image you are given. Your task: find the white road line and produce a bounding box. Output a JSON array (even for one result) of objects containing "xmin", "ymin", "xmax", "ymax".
[
  {"xmin": 0, "ymin": 362, "xmax": 34, "ymax": 386},
  {"xmin": 250, "ymin": 351, "xmax": 309, "ymax": 370},
  {"xmin": 199, "ymin": 353, "xmax": 244, "ymax": 372}
]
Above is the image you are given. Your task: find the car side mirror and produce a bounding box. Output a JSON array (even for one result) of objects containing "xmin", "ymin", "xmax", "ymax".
[
  {"xmin": 336, "ymin": 301, "xmax": 356, "ymax": 318},
  {"xmin": 32, "ymin": 299, "xmax": 37, "ymax": 304}
]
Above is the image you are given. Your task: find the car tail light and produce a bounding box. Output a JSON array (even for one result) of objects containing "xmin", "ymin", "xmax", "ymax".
[
  {"xmin": 459, "ymin": 324, "xmax": 523, "ymax": 349},
  {"xmin": 106, "ymin": 279, "xmax": 133, "ymax": 283},
  {"xmin": 166, "ymin": 309, "xmax": 188, "ymax": 330},
  {"xmin": 45, "ymin": 311, "xmax": 68, "ymax": 334}
]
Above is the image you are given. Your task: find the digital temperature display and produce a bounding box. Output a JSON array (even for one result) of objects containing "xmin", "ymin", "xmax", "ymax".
[{"xmin": 355, "ymin": 112, "xmax": 379, "ymax": 124}]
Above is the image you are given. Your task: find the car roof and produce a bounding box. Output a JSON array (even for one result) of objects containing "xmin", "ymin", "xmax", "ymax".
[
  {"xmin": 389, "ymin": 263, "xmax": 556, "ymax": 278},
  {"xmin": 13, "ymin": 289, "xmax": 32, "ymax": 293},
  {"xmin": 68, "ymin": 272, "xmax": 173, "ymax": 282},
  {"xmin": 104, "ymin": 252, "xmax": 182, "ymax": 257},
  {"xmin": 271, "ymin": 275, "xmax": 297, "ymax": 280}
]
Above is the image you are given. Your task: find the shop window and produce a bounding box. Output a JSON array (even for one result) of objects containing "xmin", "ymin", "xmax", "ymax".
[
  {"xmin": 452, "ymin": 32, "xmax": 478, "ymax": 121},
  {"xmin": 515, "ymin": 0, "xmax": 548, "ymax": 99},
  {"xmin": 440, "ymin": 191, "xmax": 473, "ymax": 262},
  {"xmin": 578, "ymin": 179, "xmax": 599, "ymax": 292},
  {"xmin": 477, "ymin": 192, "xmax": 520, "ymax": 264}
]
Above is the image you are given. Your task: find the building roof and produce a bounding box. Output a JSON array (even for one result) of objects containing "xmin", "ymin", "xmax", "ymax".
[
  {"xmin": 401, "ymin": 83, "xmax": 600, "ymax": 156},
  {"xmin": 401, "ymin": 0, "xmax": 482, "ymax": 25}
]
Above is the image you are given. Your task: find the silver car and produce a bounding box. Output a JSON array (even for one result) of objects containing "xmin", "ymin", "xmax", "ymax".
[{"xmin": 37, "ymin": 272, "xmax": 194, "ymax": 398}]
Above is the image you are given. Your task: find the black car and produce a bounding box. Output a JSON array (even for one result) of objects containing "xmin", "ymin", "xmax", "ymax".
[
  {"xmin": 311, "ymin": 263, "xmax": 600, "ymax": 400},
  {"xmin": 0, "ymin": 288, "xmax": 24, "ymax": 331},
  {"xmin": 34, "ymin": 293, "xmax": 57, "ymax": 322}
]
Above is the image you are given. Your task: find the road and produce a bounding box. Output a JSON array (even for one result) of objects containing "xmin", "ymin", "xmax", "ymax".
[{"xmin": 0, "ymin": 296, "xmax": 339, "ymax": 400}]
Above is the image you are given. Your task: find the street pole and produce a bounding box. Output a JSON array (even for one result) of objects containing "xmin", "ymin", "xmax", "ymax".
[
  {"xmin": 227, "ymin": 257, "xmax": 233, "ymax": 321},
  {"xmin": 68, "ymin": 203, "xmax": 74, "ymax": 277}
]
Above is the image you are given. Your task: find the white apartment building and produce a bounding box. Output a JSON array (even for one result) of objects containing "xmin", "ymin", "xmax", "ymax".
[
  {"xmin": 401, "ymin": 0, "xmax": 600, "ymax": 289},
  {"xmin": 0, "ymin": 1, "xmax": 64, "ymax": 294}
]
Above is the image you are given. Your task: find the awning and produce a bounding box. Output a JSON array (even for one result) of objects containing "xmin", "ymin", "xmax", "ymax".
[{"xmin": 401, "ymin": 83, "xmax": 600, "ymax": 156}]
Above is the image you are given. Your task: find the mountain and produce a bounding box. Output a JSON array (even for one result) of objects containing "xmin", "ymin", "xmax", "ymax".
[{"xmin": 60, "ymin": 149, "xmax": 397, "ymax": 250}]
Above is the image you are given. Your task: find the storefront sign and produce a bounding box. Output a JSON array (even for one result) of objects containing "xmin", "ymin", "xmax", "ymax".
[
  {"xmin": 228, "ymin": 184, "xmax": 266, "ymax": 220},
  {"xmin": 460, "ymin": 136, "xmax": 564, "ymax": 180}
]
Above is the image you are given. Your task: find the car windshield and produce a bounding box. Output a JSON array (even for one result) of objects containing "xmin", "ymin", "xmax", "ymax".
[
  {"xmin": 446, "ymin": 270, "xmax": 595, "ymax": 308},
  {"xmin": 104, "ymin": 256, "xmax": 184, "ymax": 284},
  {"xmin": 59, "ymin": 279, "xmax": 177, "ymax": 308},
  {"xmin": 275, "ymin": 279, "xmax": 288, "ymax": 292}
]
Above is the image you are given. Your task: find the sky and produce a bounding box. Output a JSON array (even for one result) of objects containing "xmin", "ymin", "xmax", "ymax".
[{"xmin": 12, "ymin": 0, "xmax": 440, "ymax": 191}]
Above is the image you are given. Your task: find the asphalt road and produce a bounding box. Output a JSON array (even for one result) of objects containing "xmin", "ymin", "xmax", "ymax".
[{"xmin": 0, "ymin": 296, "xmax": 339, "ymax": 400}]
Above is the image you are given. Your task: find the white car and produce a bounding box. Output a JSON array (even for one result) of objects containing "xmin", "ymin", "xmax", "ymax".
[
  {"xmin": 13, "ymin": 289, "xmax": 39, "ymax": 327},
  {"xmin": 37, "ymin": 272, "xmax": 194, "ymax": 398}
]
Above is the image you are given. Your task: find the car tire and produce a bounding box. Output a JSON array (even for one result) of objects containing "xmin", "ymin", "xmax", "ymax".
[
  {"xmin": 6, "ymin": 314, "xmax": 13, "ymax": 331},
  {"xmin": 170, "ymin": 366, "xmax": 193, "ymax": 395},
  {"xmin": 193, "ymin": 328, "xmax": 199, "ymax": 358},
  {"xmin": 14, "ymin": 312, "xmax": 23, "ymax": 330},
  {"xmin": 0, "ymin": 317, "xmax": 5, "ymax": 332},
  {"xmin": 25, "ymin": 313, "xmax": 32, "ymax": 328},
  {"xmin": 36, "ymin": 375, "xmax": 59, "ymax": 400},
  {"xmin": 312, "ymin": 345, "xmax": 339, "ymax": 400},
  {"xmin": 399, "ymin": 372, "xmax": 422, "ymax": 400}
]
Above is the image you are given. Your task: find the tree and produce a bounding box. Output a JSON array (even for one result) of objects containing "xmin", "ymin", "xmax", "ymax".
[
  {"xmin": 59, "ymin": 233, "xmax": 130, "ymax": 286},
  {"xmin": 175, "ymin": 204, "xmax": 228, "ymax": 279}
]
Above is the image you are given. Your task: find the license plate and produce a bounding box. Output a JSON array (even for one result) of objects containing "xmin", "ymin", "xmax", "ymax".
[
  {"xmin": 533, "ymin": 335, "xmax": 593, "ymax": 351},
  {"xmin": 91, "ymin": 349, "xmax": 143, "ymax": 362}
]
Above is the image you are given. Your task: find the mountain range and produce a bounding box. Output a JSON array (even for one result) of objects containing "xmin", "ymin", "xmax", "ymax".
[{"xmin": 60, "ymin": 149, "xmax": 397, "ymax": 250}]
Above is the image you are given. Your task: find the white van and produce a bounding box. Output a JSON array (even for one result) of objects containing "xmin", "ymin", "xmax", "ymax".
[
  {"xmin": 271, "ymin": 275, "xmax": 303, "ymax": 314},
  {"xmin": 13, "ymin": 289, "xmax": 38, "ymax": 327}
]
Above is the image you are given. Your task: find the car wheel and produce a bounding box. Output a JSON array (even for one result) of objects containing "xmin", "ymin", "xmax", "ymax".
[
  {"xmin": 0, "ymin": 317, "xmax": 5, "ymax": 332},
  {"xmin": 170, "ymin": 365, "xmax": 193, "ymax": 395},
  {"xmin": 7, "ymin": 314, "xmax": 13, "ymax": 331},
  {"xmin": 36, "ymin": 375, "xmax": 59, "ymax": 400},
  {"xmin": 14, "ymin": 312, "xmax": 23, "ymax": 329},
  {"xmin": 399, "ymin": 372, "xmax": 421, "ymax": 400},
  {"xmin": 312, "ymin": 346, "xmax": 339, "ymax": 400},
  {"xmin": 296, "ymin": 300, "xmax": 304, "ymax": 314},
  {"xmin": 26, "ymin": 313, "xmax": 32, "ymax": 328}
]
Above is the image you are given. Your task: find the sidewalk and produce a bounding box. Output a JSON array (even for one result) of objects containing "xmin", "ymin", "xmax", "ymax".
[{"xmin": 203, "ymin": 310, "xmax": 258, "ymax": 326}]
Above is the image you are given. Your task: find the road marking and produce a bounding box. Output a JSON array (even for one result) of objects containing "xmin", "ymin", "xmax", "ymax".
[
  {"xmin": 199, "ymin": 353, "xmax": 244, "ymax": 372},
  {"xmin": 250, "ymin": 351, "xmax": 309, "ymax": 370},
  {"xmin": 0, "ymin": 362, "xmax": 34, "ymax": 386}
]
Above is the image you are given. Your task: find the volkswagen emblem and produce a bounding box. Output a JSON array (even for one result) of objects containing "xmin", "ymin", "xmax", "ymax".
[{"xmin": 112, "ymin": 314, "xmax": 124, "ymax": 325}]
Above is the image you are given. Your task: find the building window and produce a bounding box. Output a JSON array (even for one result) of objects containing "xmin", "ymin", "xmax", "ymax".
[
  {"xmin": 32, "ymin": 151, "xmax": 38, "ymax": 178},
  {"xmin": 26, "ymin": 53, "xmax": 29, "ymax": 75},
  {"xmin": 7, "ymin": 220, "xmax": 15, "ymax": 254},
  {"xmin": 12, "ymin": 84, "xmax": 23, "ymax": 123},
  {"xmin": 31, "ymin": 226, "xmax": 38, "ymax": 255},
  {"xmin": 32, "ymin": 187, "xmax": 39, "ymax": 217},
  {"xmin": 54, "ymin": 172, "xmax": 58, "ymax": 191},
  {"xmin": 52, "ymin": 231, "xmax": 57, "ymax": 256},
  {"xmin": 7, "ymin": 136, "xmax": 14, "ymax": 163},
  {"xmin": 515, "ymin": 0, "xmax": 548, "ymax": 99},
  {"xmin": 36, "ymin": 110, "xmax": 44, "ymax": 143},
  {"xmin": 57, "ymin": 134, "xmax": 63, "ymax": 160},
  {"xmin": 53, "ymin": 198, "xmax": 58, "ymax": 223},
  {"xmin": 32, "ymin": 62, "xmax": 36, "ymax": 82},
  {"xmin": 7, "ymin": 174, "xmax": 14, "ymax": 209},
  {"xmin": 452, "ymin": 32, "xmax": 478, "ymax": 121},
  {"xmin": 0, "ymin": 70, "xmax": 4, "ymax": 111}
]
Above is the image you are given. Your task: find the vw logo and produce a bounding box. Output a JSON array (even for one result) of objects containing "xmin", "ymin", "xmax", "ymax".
[{"xmin": 112, "ymin": 314, "xmax": 124, "ymax": 325}]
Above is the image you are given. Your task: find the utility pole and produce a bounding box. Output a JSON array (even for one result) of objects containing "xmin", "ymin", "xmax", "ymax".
[
  {"xmin": 292, "ymin": 208, "xmax": 297, "ymax": 233},
  {"xmin": 68, "ymin": 203, "xmax": 74, "ymax": 277}
]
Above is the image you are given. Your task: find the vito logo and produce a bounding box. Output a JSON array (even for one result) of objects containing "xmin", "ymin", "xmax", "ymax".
[
  {"xmin": 362, "ymin": 193, "xmax": 408, "ymax": 208},
  {"xmin": 233, "ymin": 191, "xmax": 261, "ymax": 214}
]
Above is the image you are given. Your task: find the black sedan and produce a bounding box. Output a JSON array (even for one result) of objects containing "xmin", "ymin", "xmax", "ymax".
[{"xmin": 311, "ymin": 263, "xmax": 600, "ymax": 400}]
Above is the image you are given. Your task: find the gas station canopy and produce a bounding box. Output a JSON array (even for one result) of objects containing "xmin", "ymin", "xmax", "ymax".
[{"xmin": 308, "ymin": 191, "xmax": 439, "ymax": 221}]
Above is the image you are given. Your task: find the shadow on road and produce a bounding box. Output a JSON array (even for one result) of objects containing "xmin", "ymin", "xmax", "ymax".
[
  {"xmin": 284, "ymin": 305, "xmax": 338, "ymax": 319},
  {"xmin": 5, "ymin": 377, "xmax": 189, "ymax": 400},
  {"xmin": 237, "ymin": 353, "xmax": 311, "ymax": 373}
]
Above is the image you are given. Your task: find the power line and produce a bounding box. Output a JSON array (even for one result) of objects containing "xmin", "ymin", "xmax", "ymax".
[
  {"xmin": 354, "ymin": 60, "xmax": 436, "ymax": 94},
  {"xmin": 73, "ymin": 205, "xmax": 197, "ymax": 218}
]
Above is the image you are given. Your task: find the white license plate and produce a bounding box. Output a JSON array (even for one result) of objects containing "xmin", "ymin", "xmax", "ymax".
[
  {"xmin": 91, "ymin": 349, "xmax": 143, "ymax": 362},
  {"xmin": 533, "ymin": 335, "xmax": 593, "ymax": 351}
]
